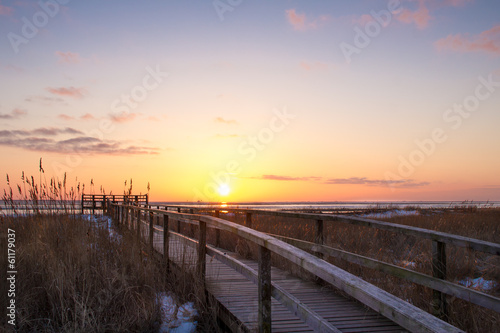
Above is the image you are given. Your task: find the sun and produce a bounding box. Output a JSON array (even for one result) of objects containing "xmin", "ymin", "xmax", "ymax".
[{"xmin": 218, "ymin": 183, "xmax": 231, "ymax": 196}]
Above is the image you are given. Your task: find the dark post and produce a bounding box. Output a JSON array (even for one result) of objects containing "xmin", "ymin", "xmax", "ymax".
[
  {"xmin": 198, "ymin": 220, "xmax": 207, "ymax": 293},
  {"xmin": 149, "ymin": 211, "xmax": 154, "ymax": 254},
  {"xmin": 81, "ymin": 194, "xmax": 84, "ymax": 214},
  {"xmin": 214, "ymin": 210, "xmax": 220, "ymax": 247},
  {"xmin": 189, "ymin": 209, "xmax": 195, "ymax": 237},
  {"xmin": 246, "ymin": 212, "xmax": 253, "ymax": 229},
  {"xmin": 163, "ymin": 214, "xmax": 170, "ymax": 271},
  {"xmin": 432, "ymin": 240, "xmax": 448, "ymax": 319},
  {"xmin": 137, "ymin": 208, "xmax": 141, "ymax": 243},
  {"xmin": 92, "ymin": 195, "xmax": 95, "ymax": 215},
  {"xmin": 315, "ymin": 220, "xmax": 324, "ymax": 259},
  {"xmin": 258, "ymin": 245, "xmax": 272, "ymax": 333},
  {"xmin": 177, "ymin": 207, "xmax": 181, "ymax": 232}
]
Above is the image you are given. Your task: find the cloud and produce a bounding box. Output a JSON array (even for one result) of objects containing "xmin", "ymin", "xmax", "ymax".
[
  {"xmin": 214, "ymin": 117, "xmax": 238, "ymax": 125},
  {"xmin": 0, "ymin": 126, "xmax": 159, "ymax": 155},
  {"xmin": 325, "ymin": 177, "xmax": 430, "ymax": 187},
  {"xmin": 0, "ymin": 127, "xmax": 84, "ymax": 137},
  {"xmin": 80, "ymin": 113, "xmax": 95, "ymax": 120},
  {"xmin": 47, "ymin": 86, "xmax": 86, "ymax": 99},
  {"xmin": 0, "ymin": 108, "xmax": 27, "ymax": 119},
  {"xmin": 246, "ymin": 175, "xmax": 322, "ymax": 182},
  {"xmin": 55, "ymin": 51, "xmax": 80, "ymax": 64},
  {"xmin": 396, "ymin": 0, "xmax": 431, "ymax": 30},
  {"xmin": 25, "ymin": 95, "xmax": 66, "ymax": 106},
  {"xmin": 299, "ymin": 61, "xmax": 331, "ymax": 71},
  {"xmin": 0, "ymin": 2, "xmax": 13, "ymax": 15},
  {"xmin": 285, "ymin": 9, "xmax": 328, "ymax": 31},
  {"xmin": 110, "ymin": 112, "xmax": 138, "ymax": 123},
  {"xmin": 434, "ymin": 25, "xmax": 500, "ymax": 55},
  {"xmin": 245, "ymin": 174, "xmax": 429, "ymax": 188},
  {"xmin": 58, "ymin": 113, "xmax": 74, "ymax": 121}
]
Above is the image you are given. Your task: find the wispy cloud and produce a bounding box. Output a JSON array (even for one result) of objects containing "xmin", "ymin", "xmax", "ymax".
[
  {"xmin": 110, "ymin": 112, "xmax": 138, "ymax": 123},
  {"xmin": 245, "ymin": 175, "xmax": 322, "ymax": 182},
  {"xmin": 324, "ymin": 177, "xmax": 430, "ymax": 187},
  {"xmin": 0, "ymin": 127, "xmax": 84, "ymax": 137},
  {"xmin": 47, "ymin": 86, "xmax": 86, "ymax": 99},
  {"xmin": 0, "ymin": 1, "xmax": 13, "ymax": 15},
  {"xmin": 80, "ymin": 113, "xmax": 95, "ymax": 120},
  {"xmin": 214, "ymin": 117, "xmax": 238, "ymax": 125},
  {"xmin": 58, "ymin": 114, "xmax": 74, "ymax": 121},
  {"xmin": 396, "ymin": 0, "xmax": 431, "ymax": 30},
  {"xmin": 285, "ymin": 9, "xmax": 329, "ymax": 31},
  {"xmin": 245, "ymin": 174, "xmax": 430, "ymax": 188},
  {"xmin": 0, "ymin": 127, "xmax": 160, "ymax": 155},
  {"xmin": 26, "ymin": 95, "xmax": 66, "ymax": 106},
  {"xmin": 0, "ymin": 108, "xmax": 27, "ymax": 119},
  {"xmin": 435, "ymin": 25, "xmax": 500, "ymax": 55},
  {"xmin": 55, "ymin": 51, "xmax": 81, "ymax": 64}
]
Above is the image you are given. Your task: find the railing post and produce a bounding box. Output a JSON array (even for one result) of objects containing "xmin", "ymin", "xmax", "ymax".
[
  {"xmin": 258, "ymin": 245, "xmax": 272, "ymax": 333},
  {"xmin": 137, "ymin": 208, "xmax": 141, "ymax": 243},
  {"xmin": 92, "ymin": 195, "xmax": 95, "ymax": 215},
  {"xmin": 198, "ymin": 220, "xmax": 207, "ymax": 299},
  {"xmin": 163, "ymin": 214, "xmax": 169, "ymax": 271},
  {"xmin": 149, "ymin": 211, "xmax": 154, "ymax": 254},
  {"xmin": 246, "ymin": 212, "xmax": 253, "ymax": 229},
  {"xmin": 315, "ymin": 220, "xmax": 324, "ymax": 259},
  {"xmin": 177, "ymin": 207, "xmax": 181, "ymax": 232},
  {"xmin": 432, "ymin": 240, "xmax": 448, "ymax": 319},
  {"xmin": 81, "ymin": 195, "xmax": 84, "ymax": 214},
  {"xmin": 214, "ymin": 210, "xmax": 220, "ymax": 248},
  {"xmin": 188, "ymin": 209, "xmax": 194, "ymax": 237}
]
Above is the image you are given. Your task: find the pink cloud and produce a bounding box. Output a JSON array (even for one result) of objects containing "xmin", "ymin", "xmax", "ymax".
[
  {"xmin": 80, "ymin": 113, "xmax": 95, "ymax": 120},
  {"xmin": 55, "ymin": 51, "xmax": 80, "ymax": 64},
  {"xmin": 47, "ymin": 86, "xmax": 86, "ymax": 99},
  {"xmin": 58, "ymin": 114, "xmax": 74, "ymax": 121},
  {"xmin": 110, "ymin": 112, "xmax": 138, "ymax": 123},
  {"xmin": 435, "ymin": 25, "xmax": 500, "ymax": 55},
  {"xmin": 285, "ymin": 9, "xmax": 329, "ymax": 31},
  {"xmin": 0, "ymin": 2, "xmax": 13, "ymax": 15},
  {"xmin": 397, "ymin": 1, "xmax": 431, "ymax": 29}
]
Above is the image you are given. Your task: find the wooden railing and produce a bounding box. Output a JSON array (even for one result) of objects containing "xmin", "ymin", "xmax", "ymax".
[
  {"xmin": 149, "ymin": 205, "xmax": 500, "ymax": 317},
  {"xmin": 80, "ymin": 194, "xmax": 148, "ymax": 214},
  {"xmin": 107, "ymin": 202, "xmax": 466, "ymax": 333}
]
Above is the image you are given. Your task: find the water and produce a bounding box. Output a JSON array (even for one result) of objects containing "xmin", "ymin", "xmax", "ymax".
[{"xmin": 149, "ymin": 201, "xmax": 500, "ymax": 213}]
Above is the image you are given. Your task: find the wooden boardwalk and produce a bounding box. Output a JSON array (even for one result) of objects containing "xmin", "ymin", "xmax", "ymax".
[
  {"xmin": 148, "ymin": 226, "xmax": 408, "ymax": 332},
  {"xmin": 108, "ymin": 202, "xmax": 471, "ymax": 332}
]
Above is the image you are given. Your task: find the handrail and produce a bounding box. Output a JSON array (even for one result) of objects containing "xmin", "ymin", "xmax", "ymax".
[
  {"xmin": 155, "ymin": 205, "xmax": 500, "ymax": 255},
  {"xmin": 109, "ymin": 203, "xmax": 464, "ymax": 333}
]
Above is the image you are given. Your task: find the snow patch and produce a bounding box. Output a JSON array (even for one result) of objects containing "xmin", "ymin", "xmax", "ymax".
[
  {"xmin": 458, "ymin": 277, "xmax": 498, "ymax": 291},
  {"xmin": 359, "ymin": 209, "xmax": 420, "ymax": 219},
  {"xmin": 157, "ymin": 292, "xmax": 198, "ymax": 333}
]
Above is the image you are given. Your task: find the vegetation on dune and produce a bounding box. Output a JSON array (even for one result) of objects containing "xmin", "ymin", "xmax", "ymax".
[{"xmin": 0, "ymin": 171, "xmax": 219, "ymax": 332}]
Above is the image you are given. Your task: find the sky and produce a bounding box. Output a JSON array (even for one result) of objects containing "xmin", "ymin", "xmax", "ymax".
[{"xmin": 1, "ymin": 0, "xmax": 499, "ymax": 202}]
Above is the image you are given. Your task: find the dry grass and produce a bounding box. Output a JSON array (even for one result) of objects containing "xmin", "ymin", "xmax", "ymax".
[{"xmin": 0, "ymin": 172, "xmax": 221, "ymax": 332}]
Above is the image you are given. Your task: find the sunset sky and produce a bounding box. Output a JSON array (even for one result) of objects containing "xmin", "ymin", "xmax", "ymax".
[{"xmin": 1, "ymin": 0, "xmax": 499, "ymax": 202}]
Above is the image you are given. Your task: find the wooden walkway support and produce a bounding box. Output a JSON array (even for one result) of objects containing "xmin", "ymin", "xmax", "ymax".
[{"xmin": 106, "ymin": 202, "xmax": 472, "ymax": 332}]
